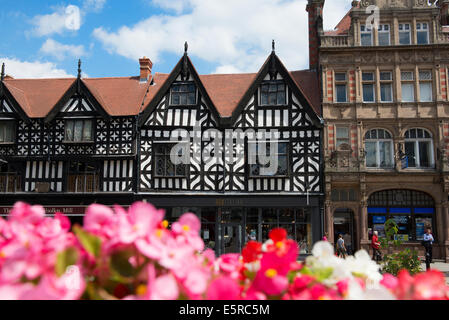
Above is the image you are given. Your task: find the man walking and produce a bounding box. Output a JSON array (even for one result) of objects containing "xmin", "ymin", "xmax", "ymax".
[
  {"xmin": 336, "ymin": 234, "xmax": 346, "ymax": 259},
  {"xmin": 422, "ymin": 227, "xmax": 434, "ymax": 271}
]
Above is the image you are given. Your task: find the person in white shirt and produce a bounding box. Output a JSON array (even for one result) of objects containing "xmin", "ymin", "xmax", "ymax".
[{"xmin": 422, "ymin": 227, "xmax": 434, "ymax": 271}]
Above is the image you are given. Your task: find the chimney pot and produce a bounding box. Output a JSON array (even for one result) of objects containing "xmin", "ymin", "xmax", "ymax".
[{"xmin": 139, "ymin": 57, "xmax": 153, "ymax": 82}]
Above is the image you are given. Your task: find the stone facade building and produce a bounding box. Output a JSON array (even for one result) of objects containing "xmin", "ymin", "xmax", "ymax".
[{"xmin": 309, "ymin": 0, "xmax": 449, "ymax": 261}]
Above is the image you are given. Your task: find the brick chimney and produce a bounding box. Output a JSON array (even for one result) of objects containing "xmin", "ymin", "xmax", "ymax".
[
  {"xmin": 306, "ymin": 0, "xmax": 325, "ymax": 71},
  {"xmin": 439, "ymin": 0, "xmax": 449, "ymax": 25},
  {"xmin": 139, "ymin": 56, "xmax": 153, "ymax": 82}
]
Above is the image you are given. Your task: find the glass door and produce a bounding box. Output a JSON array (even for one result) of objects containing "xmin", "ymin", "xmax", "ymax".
[{"xmin": 221, "ymin": 224, "xmax": 243, "ymax": 254}]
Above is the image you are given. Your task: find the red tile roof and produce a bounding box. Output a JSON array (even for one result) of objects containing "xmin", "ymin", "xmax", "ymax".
[
  {"xmin": 2, "ymin": 68, "xmax": 321, "ymax": 119},
  {"xmin": 324, "ymin": 8, "xmax": 352, "ymax": 36},
  {"xmin": 4, "ymin": 78, "xmax": 75, "ymax": 118}
]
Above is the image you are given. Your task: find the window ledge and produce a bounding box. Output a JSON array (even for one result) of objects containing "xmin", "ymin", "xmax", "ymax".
[
  {"xmin": 0, "ymin": 142, "xmax": 15, "ymax": 146},
  {"xmin": 62, "ymin": 141, "xmax": 95, "ymax": 145}
]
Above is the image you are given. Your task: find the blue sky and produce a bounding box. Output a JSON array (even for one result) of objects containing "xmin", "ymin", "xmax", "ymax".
[{"xmin": 0, "ymin": 0, "xmax": 350, "ymax": 79}]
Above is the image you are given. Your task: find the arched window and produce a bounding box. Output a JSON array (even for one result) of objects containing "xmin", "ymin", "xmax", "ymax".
[
  {"xmin": 365, "ymin": 129, "xmax": 394, "ymax": 168},
  {"xmin": 404, "ymin": 128, "xmax": 434, "ymax": 168}
]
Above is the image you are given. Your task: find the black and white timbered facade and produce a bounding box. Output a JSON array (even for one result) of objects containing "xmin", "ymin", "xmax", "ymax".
[{"xmin": 0, "ymin": 49, "xmax": 324, "ymax": 255}]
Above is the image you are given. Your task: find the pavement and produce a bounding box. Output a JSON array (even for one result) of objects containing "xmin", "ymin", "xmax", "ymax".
[{"xmin": 420, "ymin": 260, "xmax": 449, "ymax": 285}]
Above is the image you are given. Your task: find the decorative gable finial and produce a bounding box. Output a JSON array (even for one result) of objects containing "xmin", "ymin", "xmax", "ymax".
[
  {"xmin": 1, "ymin": 63, "xmax": 5, "ymax": 82},
  {"xmin": 268, "ymin": 41, "xmax": 277, "ymax": 80},
  {"xmin": 77, "ymin": 59, "xmax": 82, "ymax": 79},
  {"xmin": 181, "ymin": 41, "xmax": 190, "ymax": 81},
  {"xmin": 272, "ymin": 39, "xmax": 275, "ymax": 53}
]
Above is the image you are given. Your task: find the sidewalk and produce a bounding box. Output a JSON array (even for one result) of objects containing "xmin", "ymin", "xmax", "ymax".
[{"xmin": 420, "ymin": 261, "xmax": 449, "ymax": 285}]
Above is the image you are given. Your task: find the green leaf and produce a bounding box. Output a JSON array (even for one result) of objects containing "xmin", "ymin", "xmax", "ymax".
[
  {"xmin": 74, "ymin": 225, "xmax": 102, "ymax": 258},
  {"xmin": 110, "ymin": 250, "xmax": 135, "ymax": 278},
  {"xmin": 315, "ymin": 267, "xmax": 333, "ymax": 282},
  {"xmin": 55, "ymin": 247, "xmax": 79, "ymax": 277}
]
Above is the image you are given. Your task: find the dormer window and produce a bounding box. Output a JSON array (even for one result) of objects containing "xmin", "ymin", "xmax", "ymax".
[
  {"xmin": 64, "ymin": 119, "xmax": 94, "ymax": 143},
  {"xmin": 0, "ymin": 121, "xmax": 15, "ymax": 144},
  {"xmin": 260, "ymin": 81, "xmax": 286, "ymax": 106},
  {"xmin": 170, "ymin": 83, "xmax": 197, "ymax": 105}
]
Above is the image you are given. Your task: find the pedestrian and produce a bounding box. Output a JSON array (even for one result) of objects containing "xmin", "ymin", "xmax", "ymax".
[
  {"xmin": 371, "ymin": 230, "xmax": 381, "ymax": 263},
  {"xmin": 422, "ymin": 227, "xmax": 434, "ymax": 271},
  {"xmin": 336, "ymin": 234, "xmax": 346, "ymax": 259},
  {"xmin": 322, "ymin": 232, "xmax": 328, "ymax": 241}
]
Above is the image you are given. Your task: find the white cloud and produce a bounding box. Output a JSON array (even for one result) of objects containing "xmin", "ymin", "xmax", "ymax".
[
  {"xmin": 93, "ymin": 0, "xmax": 350, "ymax": 73},
  {"xmin": 0, "ymin": 57, "xmax": 73, "ymax": 79},
  {"xmin": 40, "ymin": 39, "xmax": 86, "ymax": 61},
  {"xmin": 83, "ymin": 0, "xmax": 107, "ymax": 12},
  {"xmin": 30, "ymin": 5, "xmax": 81, "ymax": 37}
]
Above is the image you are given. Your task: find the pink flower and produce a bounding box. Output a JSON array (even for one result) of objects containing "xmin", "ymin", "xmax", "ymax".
[
  {"xmin": 217, "ymin": 254, "xmax": 241, "ymax": 278},
  {"xmin": 117, "ymin": 202, "xmax": 164, "ymax": 244},
  {"xmin": 207, "ymin": 276, "xmax": 241, "ymax": 300},
  {"xmin": 145, "ymin": 264, "xmax": 179, "ymax": 300},
  {"xmin": 412, "ymin": 270, "xmax": 448, "ymax": 300},
  {"xmin": 0, "ymin": 284, "xmax": 34, "ymax": 300},
  {"xmin": 380, "ymin": 273, "xmax": 399, "ymax": 291},
  {"xmin": 171, "ymin": 213, "xmax": 204, "ymax": 251},
  {"xmin": 84, "ymin": 204, "xmax": 117, "ymax": 238},
  {"xmin": 8, "ymin": 202, "xmax": 45, "ymax": 226}
]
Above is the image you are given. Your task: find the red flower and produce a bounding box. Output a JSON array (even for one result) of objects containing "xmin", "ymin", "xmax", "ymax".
[
  {"xmin": 269, "ymin": 228, "xmax": 287, "ymax": 243},
  {"xmin": 242, "ymin": 241, "xmax": 262, "ymax": 263}
]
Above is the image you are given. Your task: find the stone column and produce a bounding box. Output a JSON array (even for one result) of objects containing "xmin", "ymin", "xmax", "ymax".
[
  {"xmin": 360, "ymin": 201, "xmax": 368, "ymax": 241},
  {"xmin": 436, "ymin": 204, "xmax": 444, "ymax": 246},
  {"xmin": 325, "ymin": 201, "xmax": 334, "ymax": 245},
  {"xmin": 443, "ymin": 202, "xmax": 449, "ymax": 263}
]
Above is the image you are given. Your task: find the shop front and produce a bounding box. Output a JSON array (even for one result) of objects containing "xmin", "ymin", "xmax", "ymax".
[
  {"xmin": 367, "ymin": 189, "xmax": 436, "ymax": 243},
  {"xmin": 139, "ymin": 195, "xmax": 323, "ymax": 256}
]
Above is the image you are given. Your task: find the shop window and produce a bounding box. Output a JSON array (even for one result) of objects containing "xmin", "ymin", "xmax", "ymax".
[
  {"xmin": 401, "ymin": 71, "xmax": 415, "ymax": 102},
  {"xmin": 154, "ymin": 142, "xmax": 188, "ymax": 178},
  {"xmin": 170, "ymin": 83, "xmax": 197, "ymax": 105},
  {"xmin": 249, "ymin": 141, "xmax": 289, "ymax": 177},
  {"xmin": 365, "ymin": 129, "xmax": 394, "ymax": 168},
  {"xmin": 368, "ymin": 190, "xmax": 435, "ymax": 242},
  {"xmin": 360, "ymin": 25, "xmax": 373, "ymax": 46},
  {"xmin": 260, "ymin": 81, "xmax": 286, "ymax": 106},
  {"xmin": 404, "ymin": 128, "xmax": 434, "ymax": 168},
  {"xmin": 416, "ymin": 22, "xmax": 429, "ymax": 44},
  {"xmin": 399, "ymin": 23, "xmax": 411, "ymax": 45},
  {"xmin": 378, "ymin": 24, "xmax": 390, "ymax": 46},
  {"xmin": 67, "ymin": 161, "xmax": 100, "ymax": 193},
  {"xmin": 0, "ymin": 163, "xmax": 22, "ymax": 192},
  {"xmin": 64, "ymin": 119, "xmax": 93, "ymax": 143},
  {"xmin": 362, "ymin": 72, "xmax": 375, "ymax": 102},
  {"xmin": 0, "ymin": 121, "xmax": 15, "ymax": 143}
]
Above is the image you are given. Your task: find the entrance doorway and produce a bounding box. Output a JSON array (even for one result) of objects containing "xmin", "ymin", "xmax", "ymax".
[
  {"xmin": 334, "ymin": 209, "xmax": 354, "ymax": 255},
  {"xmin": 221, "ymin": 223, "xmax": 243, "ymax": 254}
]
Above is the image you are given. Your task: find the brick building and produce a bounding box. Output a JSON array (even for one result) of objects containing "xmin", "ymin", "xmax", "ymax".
[{"xmin": 310, "ymin": 0, "xmax": 449, "ymax": 261}]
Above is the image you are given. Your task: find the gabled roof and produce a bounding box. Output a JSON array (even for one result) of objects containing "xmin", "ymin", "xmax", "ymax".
[
  {"xmin": 138, "ymin": 53, "xmax": 222, "ymax": 126},
  {"xmin": 3, "ymin": 78, "xmax": 75, "ymax": 118},
  {"xmin": 0, "ymin": 54, "xmax": 322, "ymax": 124},
  {"xmin": 229, "ymin": 52, "xmax": 322, "ymax": 127}
]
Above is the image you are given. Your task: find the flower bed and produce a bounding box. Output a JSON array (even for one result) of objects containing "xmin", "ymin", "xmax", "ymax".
[{"xmin": 0, "ymin": 202, "xmax": 448, "ymax": 300}]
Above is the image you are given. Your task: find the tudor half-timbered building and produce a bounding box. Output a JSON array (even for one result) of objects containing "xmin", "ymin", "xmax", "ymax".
[
  {"xmin": 0, "ymin": 62, "xmax": 150, "ymax": 223},
  {"xmin": 0, "ymin": 45, "xmax": 324, "ymax": 255},
  {"xmin": 136, "ymin": 46, "xmax": 324, "ymax": 255}
]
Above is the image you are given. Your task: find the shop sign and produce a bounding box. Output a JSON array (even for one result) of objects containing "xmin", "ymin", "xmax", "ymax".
[{"xmin": 0, "ymin": 206, "xmax": 87, "ymax": 216}]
